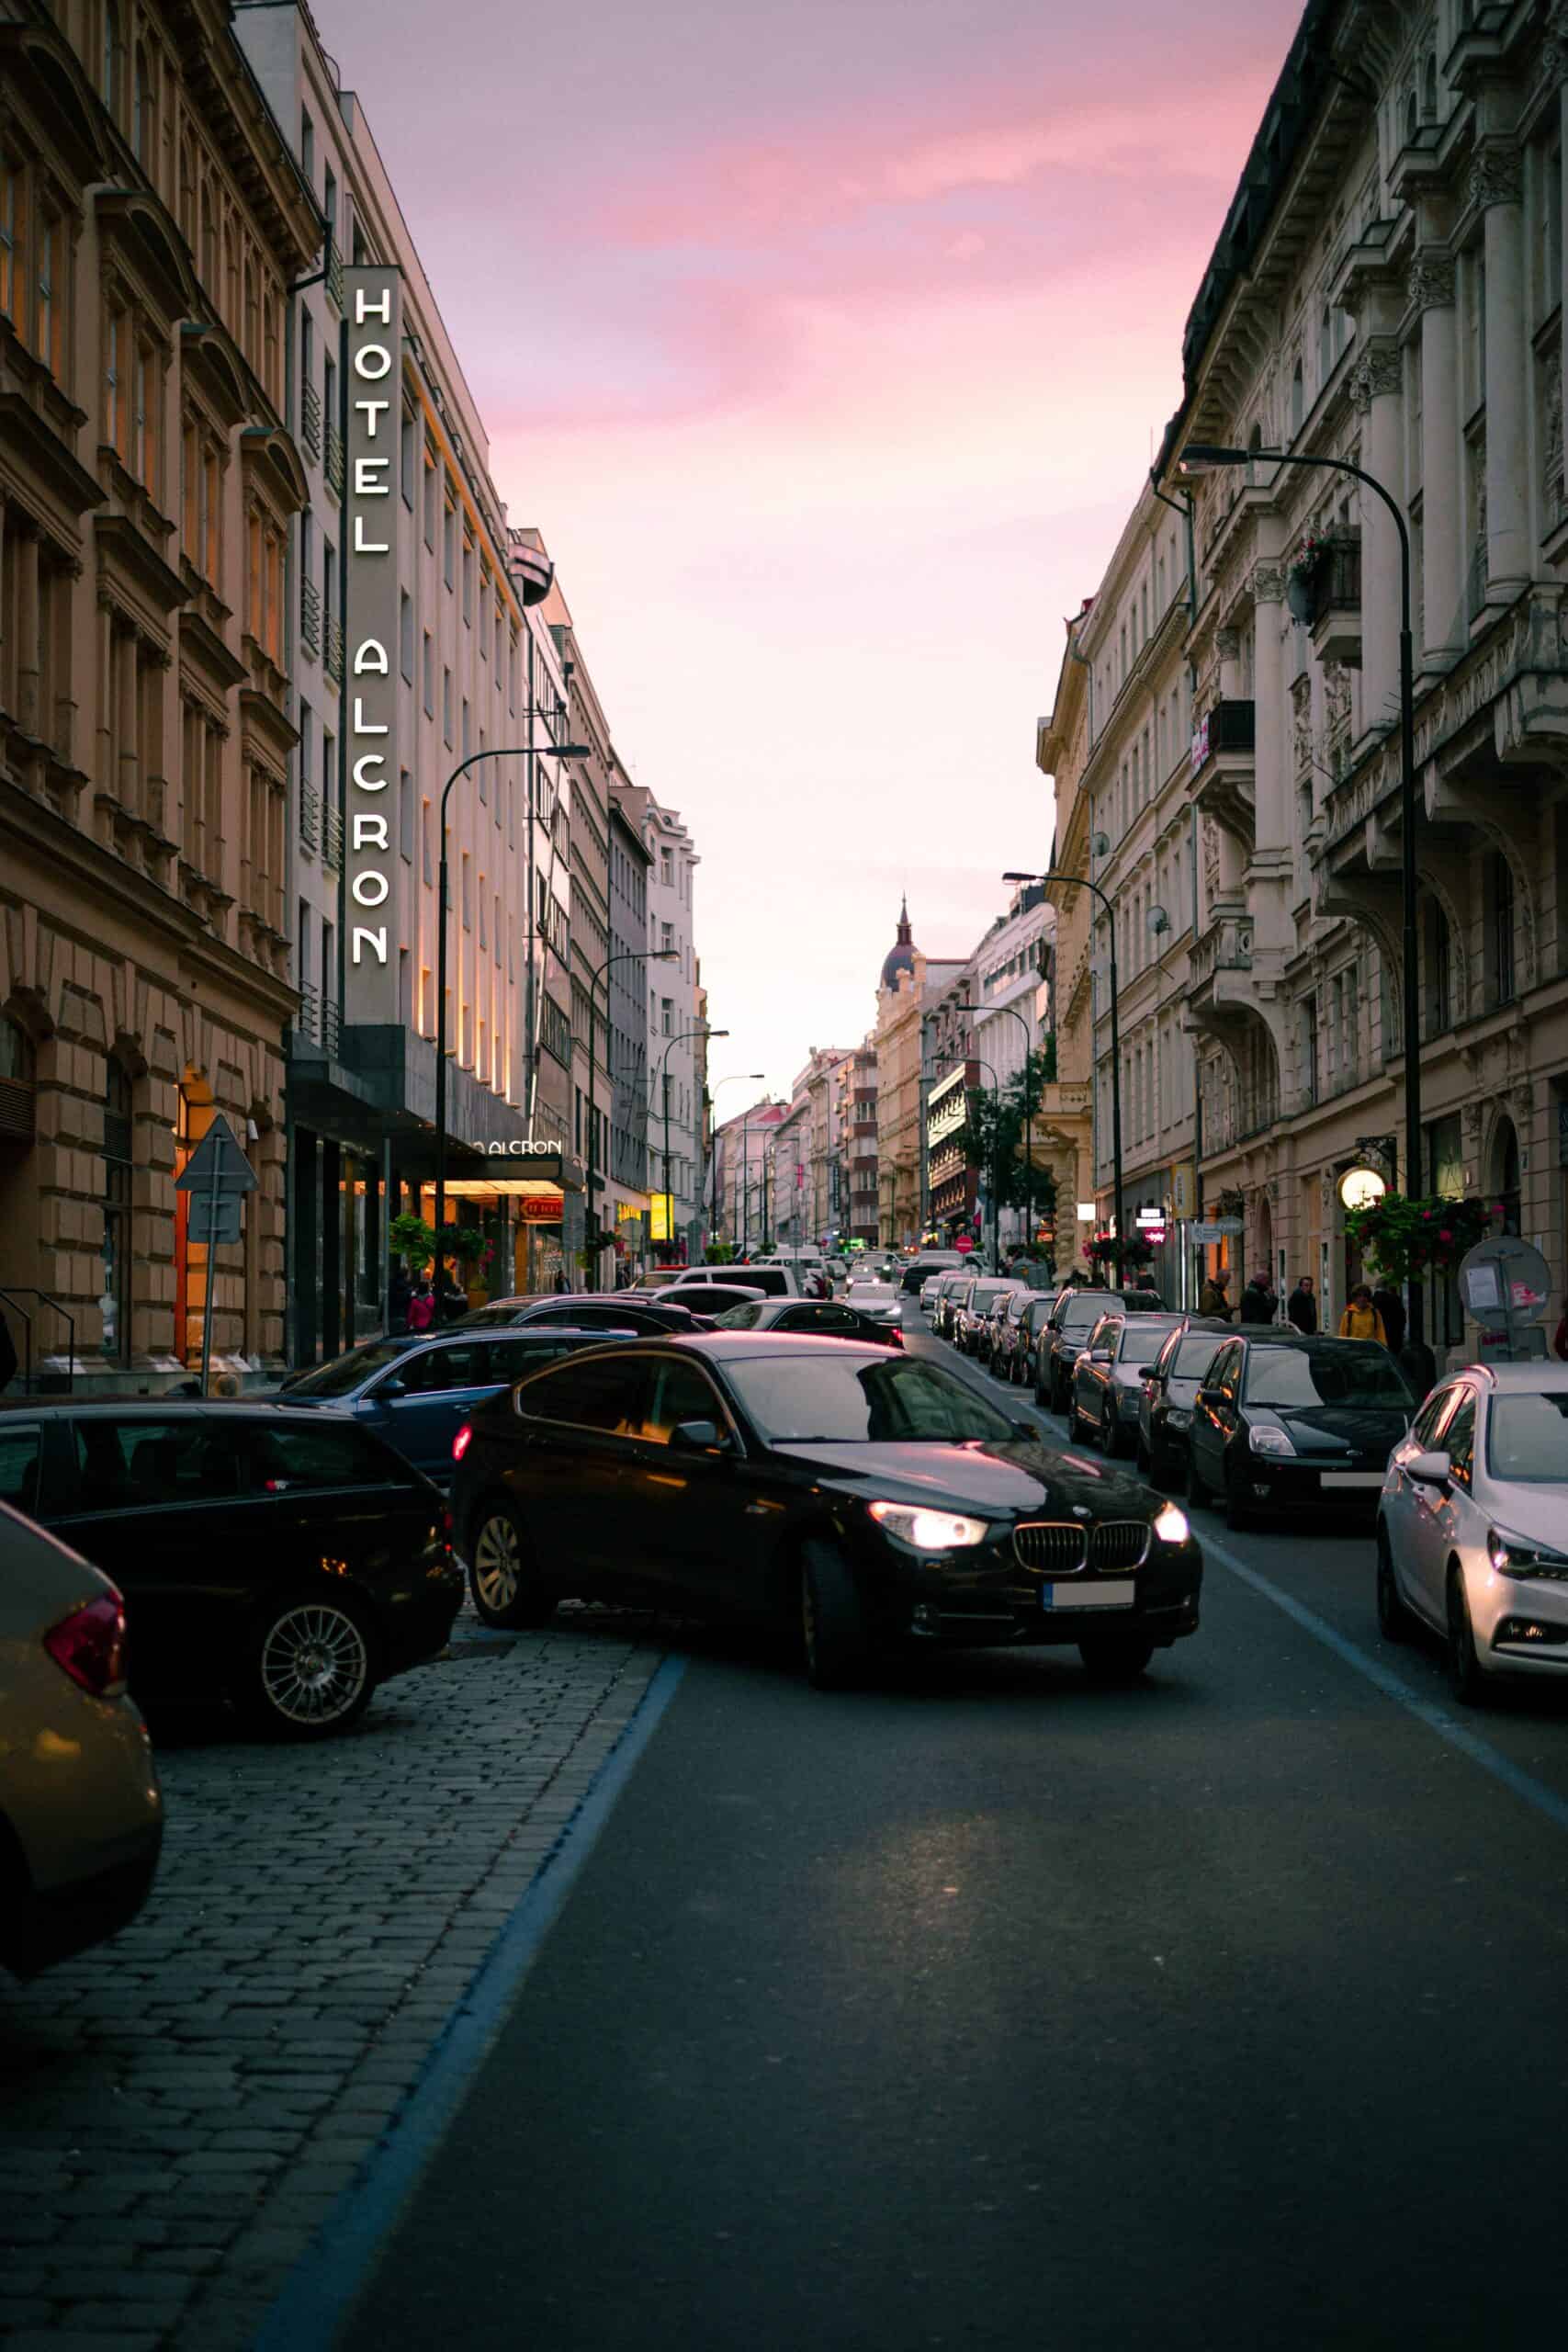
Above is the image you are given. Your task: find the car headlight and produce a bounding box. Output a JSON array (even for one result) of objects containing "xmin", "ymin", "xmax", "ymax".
[
  {"xmin": 1248, "ymin": 1424, "xmax": 1297, "ymax": 1457},
  {"xmin": 1152, "ymin": 1501, "xmax": 1190, "ymax": 1547},
  {"xmin": 1167, "ymin": 1408, "xmax": 1191, "ymax": 1429},
  {"xmin": 1487, "ymin": 1526, "xmax": 1568, "ymax": 1579},
  {"xmin": 868, "ymin": 1502, "xmax": 988, "ymax": 1550}
]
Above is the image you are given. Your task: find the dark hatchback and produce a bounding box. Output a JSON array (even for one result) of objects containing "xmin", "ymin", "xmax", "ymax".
[
  {"xmin": 450, "ymin": 1337, "xmax": 1202, "ymax": 1688},
  {"xmin": 0, "ymin": 1404, "xmax": 461, "ymax": 1736},
  {"xmin": 1185, "ymin": 1334, "xmax": 1417, "ymax": 1530},
  {"xmin": 713, "ymin": 1297, "xmax": 903, "ymax": 1349},
  {"xmin": 1135, "ymin": 1319, "xmax": 1236, "ymax": 1486}
]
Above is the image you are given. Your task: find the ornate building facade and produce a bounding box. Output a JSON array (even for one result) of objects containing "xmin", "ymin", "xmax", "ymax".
[{"xmin": 0, "ymin": 0, "xmax": 319, "ymax": 1385}]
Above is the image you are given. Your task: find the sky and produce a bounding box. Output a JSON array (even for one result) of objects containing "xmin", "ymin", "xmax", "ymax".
[{"xmin": 321, "ymin": 0, "xmax": 1303, "ymax": 1104}]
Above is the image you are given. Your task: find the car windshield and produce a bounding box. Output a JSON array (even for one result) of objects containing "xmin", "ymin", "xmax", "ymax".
[
  {"xmin": 286, "ymin": 1340, "xmax": 412, "ymax": 1397},
  {"xmin": 854, "ymin": 1284, "xmax": 897, "ymax": 1304},
  {"xmin": 713, "ymin": 1303, "xmax": 767, "ymax": 1329},
  {"xmin": 968, "ymin": 1284, "xmax": 1008, "ymax": 1311},
  {"xmin": 1486, "ymin": 1393, "xmax": 1568, "ymax": 1484},
  {"xmin": 1171, "ymin": 1334, "xmax": 1227, "ymax": 1378},
  {"xmin": 1063, "ymin": 1296, "xmax": 1111, "ymax": 1329},
  {"xmin": 726, "ymin": 1354, "xmax": 1017, "ymax": 1445},
  {"xmin": 1244, "ymin": 1349, "xmax": 1415, "ymax": 1409},
  {"xmin": 1119, "ymin": 1323, "xmax": 1177, "ymax": 1363}
]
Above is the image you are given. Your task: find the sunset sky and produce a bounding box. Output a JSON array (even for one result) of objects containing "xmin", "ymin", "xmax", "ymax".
[{"xmin": 324, "ymin": 0, "xmax": 1303, "ymax": 1103}]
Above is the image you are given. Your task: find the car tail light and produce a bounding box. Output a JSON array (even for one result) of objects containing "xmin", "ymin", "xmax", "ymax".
[
  {"xmin": 44, "ymin": 1594, "xmax": 128, "ymax": 1699},
  {"xmin": 887, "ymin": 1327, "xmax": 904, "ymax": 1349},
  {"xmin": 452, "ymin": 1421, "xmax": 473, "ymax": 1464}
]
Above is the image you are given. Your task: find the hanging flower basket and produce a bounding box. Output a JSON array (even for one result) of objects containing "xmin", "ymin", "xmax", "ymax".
[
  {"xmin": 1342, "ymin": 1193, "xmax": 1498, "ymax": 1284},
  {"xmin": 1081, "ymin": 1231, "xmax": 1154, "ymax": 1272}
]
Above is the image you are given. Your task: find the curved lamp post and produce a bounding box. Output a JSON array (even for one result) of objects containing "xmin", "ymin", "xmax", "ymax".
[
  {"xmin": 1004, "ymin": 868, "xmax": 1123, "ymax": 1261},
  {"xmin": 1175, "ymin": 444, "xmax": 1427, "ymax": 1376},
  {"xmin": 653, "ymin": 1023, "xmax": 727, "ymax": 1261},
  {"xmin": 434, "ymin": 740, "xmax": 586, "ymax": 1315},
  {"xmin": 967, "ymin": 1054, "xmax": 1004, "ymax": 1273}
]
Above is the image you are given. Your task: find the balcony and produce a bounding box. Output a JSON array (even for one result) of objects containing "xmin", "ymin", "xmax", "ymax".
[
  {"xmin": 322, "ymin": 804, "xmax": 343, "ymax": 870},
  {"xmin": 299, "ymin": 575, "xmax": 321, "ymax": 658},
  {"xmin": 299, "ymin": 780, "xmax": 321, "ymax": 853},
  {"xmin": 1189, "ymin": 697, "xmax": 1256, "ymax": 848},
  {"xmin": 1305, "ymin": 535, "xmax": 1361, "ymax": 668},
  {"xmin": 324, "ymin": 618, "xmax": 344, "ymax": 684},
  {"xmin": 324, "ymin": 424, "xmax": 344, "ymax": 500},
  {"xmin": 1188, "ymin": 914, "xmax": 1254, "ymax": 993},
  {"xmin": 324, "ymin": 236, "xmax": 344, "ymax": 313},
  {"xmin": 299, "ymin": 380, "xmax": 322, "ymax": 462}
]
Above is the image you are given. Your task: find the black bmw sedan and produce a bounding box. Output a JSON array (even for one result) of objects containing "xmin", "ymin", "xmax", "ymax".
[{"xmin": 450, "ymin": 1337, "xmax": 1202, "ymax": 1689}]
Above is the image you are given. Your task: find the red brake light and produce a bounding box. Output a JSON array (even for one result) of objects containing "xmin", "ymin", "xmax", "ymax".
[
  {"xmin": 452, "ymin": 1422, "xmax": 473, "ymax": 1464},
  {"xmin": 44, "ymin": 1594, "xmax": 128, "ymax": 1698},
  {"xmin": 887, "ymin": 1327, "xmax": 904, "ymax": 1348}
]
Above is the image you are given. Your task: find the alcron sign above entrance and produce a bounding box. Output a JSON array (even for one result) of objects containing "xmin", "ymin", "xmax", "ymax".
[{"xmin": 344, "ymin": 265, "xmax": 402, "ymax": 1016}]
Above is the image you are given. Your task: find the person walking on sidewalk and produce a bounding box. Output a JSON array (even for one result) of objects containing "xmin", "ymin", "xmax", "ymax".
[
  {"xmin": 1338, "ymin": 1283, "xmax": 1388, "ymax": 1345},
  {"xmin": 1199, "ymin": 1266, "xmax": 1232, "ymax": 1322},
  {"xmin": 1371, "ymin": 1281, "xmax": 1406, "ymax": 1356},
  {"xmin": 1286, "ymin": 1274, "xmax": 1317, "ymax": 1333},
  {"xmin": 406, "ymin": 1273, "xmax": 435, "ymax": 1333},
  {"xmin": 1239, "ymin": 1271, "xmax": 1278, "ymax": 1325}
]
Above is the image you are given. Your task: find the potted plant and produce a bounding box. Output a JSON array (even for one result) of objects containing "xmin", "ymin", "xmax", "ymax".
[
  {"xmin": 389, "ymin": 1212, "xmax": 435, "ymax": 1275},
  {"xmin": 1287, "ymin": 531, "xmax": 1326, "ymax": 624}
]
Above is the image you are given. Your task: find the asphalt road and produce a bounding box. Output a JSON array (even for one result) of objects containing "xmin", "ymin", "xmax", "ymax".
[{"xmin": 339, "ymin": 1303, "xmax": 1568, "ymax": 2352}]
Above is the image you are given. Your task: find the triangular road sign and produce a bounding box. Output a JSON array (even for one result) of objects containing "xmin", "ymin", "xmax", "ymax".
[{"xmin": 175, "ymin": 1112, "xmax": 259, "ymax": 1194}]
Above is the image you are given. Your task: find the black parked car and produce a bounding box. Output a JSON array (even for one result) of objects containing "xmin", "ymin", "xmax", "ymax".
[
  {"xmin": 639, "ymin": 1281, "xmax": 768, "ymax": 1319},
  {"xmin": 0, "ymin": 1404, "xmax": 461, "ymax": 1737},
  {"xmin": 458, "ymin": 1293, "xmax": 716, "ymax": 1336},
  {"xmin": 1185, "ymin": 1334, "xmax": 1417, "ymax": 1530},
  {"xmin": 451, "ymin": 1336, "xmax": 1202, "ymax": 1687},
  {"xmin": 1135, "ymin": 1319, "xmax": 1235, "ymax": 1487},
  {"xmin": 712, "ymin": 1297, "xmax": 903, "ymax": 1349}
]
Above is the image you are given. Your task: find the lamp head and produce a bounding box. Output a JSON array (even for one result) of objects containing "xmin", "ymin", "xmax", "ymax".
[
  {"xmin": 1177, "ymin": 443, "xmax": 1256, "ymax": 475},
  {"xmin": 1001, "ymin": 870, "xmax": 1041, "ymax": 883}
]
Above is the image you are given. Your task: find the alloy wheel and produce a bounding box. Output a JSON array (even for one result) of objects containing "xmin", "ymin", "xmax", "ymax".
[
  {"xmin": 259, "ymin": 1602, "xmax": 370, "ymax": 1731},
  {"xmin": 473, "ymin": 1512, "xmax": 522, "ymax": 1615}
]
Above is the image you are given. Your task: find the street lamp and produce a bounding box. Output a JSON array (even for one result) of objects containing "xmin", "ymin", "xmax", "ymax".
[
  {"xmin": 581, "ymin": 947, "xmax": 680, "ymax": 1287},
  {"xmin": 653, "ymin": 1023, "xmax": 727, "ymax": 1261},
  {"xmin": 959, "ymin": 1001, "xmax": 1035, "ymax": 1260},
  {"xmin": 433, "ymin": 741, "xmax": 587, "ymax": 1314},
  {"xmin": 1174, "ymin": 443, "xmax": 1427, "ymax": 1376},
  {"xmin": 1003, "ymin": 869, "xmax": 1124, "ymax": 1261},
  {"xmin": 706, "ymin": 1075, "xmax": 764, "ymax": 1247}
]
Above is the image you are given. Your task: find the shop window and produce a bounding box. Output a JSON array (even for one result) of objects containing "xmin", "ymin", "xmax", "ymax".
[{"xmin": 0, "ymin": 1016, "xmax": 35, "ymax": 1143}]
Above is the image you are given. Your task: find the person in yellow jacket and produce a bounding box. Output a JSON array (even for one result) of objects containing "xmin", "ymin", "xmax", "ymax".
[{"xmin": 1338, "ymin": 1283, "xmax": 1388, "ymax": 1345}]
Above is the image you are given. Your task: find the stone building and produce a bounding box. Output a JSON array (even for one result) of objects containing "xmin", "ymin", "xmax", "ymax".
[
  {"xmin": 1036, "ymin": 606, "xmax": 1108, "ymax": 1271},
  {"xmin": 607, "ymin": 776, "xmax": 651, "ymax": 1259},
  {"xmin": 874, "ymin": 899, "xmax": 964, "ymax": 1248},
  {"xmin": 1153, "ymin": 0, "xmax": 1568, "ymax": 1351},
  {"xmin": 0, "ymin": 0, "xmax": 320, "ymax": 1386}
]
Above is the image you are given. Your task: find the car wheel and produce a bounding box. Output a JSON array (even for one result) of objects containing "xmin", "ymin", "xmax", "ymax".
[
  {"xmin": 237, "ymin": 1590, "xmax": 378, "ymax": 1740},
  {"xmin": 1376, "ymin": 1528, "xmax": 1414, "ymax": 1644},
  {"xmin": 1446, "ymin": 1562, "xmax": 1483, "ymax": 1705},
  {"xmin": 1185, "ymin": 1449, "xmax": 1210, "ymax": 1510},
  {"xmin": 1079, "ymin": 1634, "xmax": 1156, "ymax": 1682},
  {"xmin": 469, "ymin": 1500, "xmax": 558, "ymax": 1629},
  {"xmin": 800, "ymin": 1538, "xmax": 869, "ymax": 1691}
]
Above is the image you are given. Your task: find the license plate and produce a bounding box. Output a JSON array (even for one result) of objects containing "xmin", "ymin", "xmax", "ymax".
[
  {"xmin": 1321, "ymin": 1471, "xmax": 1384, "ymax": 1489},
  {"xmin": 1043, "ymin": 1581, "xmax": 1135, "ymax": 1611}
]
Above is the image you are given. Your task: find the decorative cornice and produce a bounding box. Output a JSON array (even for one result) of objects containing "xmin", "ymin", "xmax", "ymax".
[
  {"xmin": 1348, "ymin": 345, "xmax": 1403, "ymax": 413},
  {"xmin": 1215, "ymin": 626, "xmax": 1241, "ymax": 662},
  {"xmin": 1468, "ymin": 140, "xmax": 1522, "ymax": 212},
  {"xmin": 1251, "ymin": 562, "xmax": 1286, "ymax": 605},
  {"xmin": 1406, "ymin": 253, "xmax": 1455, "ymax": 312}
]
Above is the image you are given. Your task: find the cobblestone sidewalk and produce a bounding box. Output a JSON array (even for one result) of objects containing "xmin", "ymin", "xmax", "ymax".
[{"xmin": 0, "ymin": 1605, "xmax": 672, "ymax": 2352}]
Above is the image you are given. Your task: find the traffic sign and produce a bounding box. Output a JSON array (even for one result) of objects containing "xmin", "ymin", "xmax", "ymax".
[
  {"xmin": 1214, "ymin": 1216, "xmax": 1244, "ymax": 1237},
  {"xmin": 1189, "ymin": 1222, "xmax": 1224, "ymax": 1244},
  {"xmin": 186, "ymin": 1195, "xmax": 243, "ymax": 1247},
  {"xmin": 175, "ymin": 1114, "xmax": 258, "ymax": 1194},
  {"xmin": 954, "ymin": 1234, "xmax": 975, "ymax": 1254}
]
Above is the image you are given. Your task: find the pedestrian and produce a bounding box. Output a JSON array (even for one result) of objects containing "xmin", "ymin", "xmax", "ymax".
[
  {"xmin": 1552, "ymin": 1299, "xmax": 1568, "ymax": 1362},
  {"xmin": 1132, "ymin": 1268, "xmax": 1159, "ymax": 1295},
  {"xmin": 1199, "ymin": 1266, "xmax": 1232, "ymax": 1322},
  {"xmin": 1371, "ymin": 1280, "xmax": 1406, "ymax": 1355},
  {"xmin": 1286, "ymin": 1273, "xmax": 1318, "ymax": 1334},
  {"xmin": 0, "ymin": 1301, "xmax": 16, "ymax": 1396},
  {"xmin": 1338, "ymin": 1283, "xmax": 1387, "ymax": 1345},
  {"xmin": 387, "ymin": 1256, "xmax": 412, "ymax": 1336},
  {"xmin": 1239, "ymin": 1270, "xmax": 1278, "ymax": 1325},
  {"xmin": 406, "ymin": 1272, "xmax": 434, "ymax": 1333},
  {"xmin": 437, "ymin": 1269, "xmax": 468, "ymax": 1323},
  {"xmin": 553, "ymin": 1264, "xmax": 571, "ymax": 1295}
]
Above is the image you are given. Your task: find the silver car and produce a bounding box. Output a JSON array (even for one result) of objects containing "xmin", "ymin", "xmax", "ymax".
[
  {"xmin": 0, "ymin": 1501, "xmax": 163, "ymax": 1978},
  {"xmin": 1378, "ymin": 1362, "xmax": 1568, "ymax": 1702}
]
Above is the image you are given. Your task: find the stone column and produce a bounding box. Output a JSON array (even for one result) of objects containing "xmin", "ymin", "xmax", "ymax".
[
  {"xmin": 1249, "ymin": 564, "xmax": 1289, "ymax": 856},
  {"xmin": 1410, "ymin": 252, "xmax": 1464, "ymax": 664},
  {"xmin": 1551, "ymin": 16, "xmax": 1568, "ymax": 525},
  {"xmin": 1472, "ymin": 138, "xmax": 1529, "ymax": 598},
  {"xmin": 1348, "ymin": 342, "xmax": 1404, "ymax": 734}
]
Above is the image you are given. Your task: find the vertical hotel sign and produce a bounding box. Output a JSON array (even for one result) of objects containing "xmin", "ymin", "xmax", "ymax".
[{"xmin": 344, "ymin": 266, "xmax": 402, "ymax": 1022}]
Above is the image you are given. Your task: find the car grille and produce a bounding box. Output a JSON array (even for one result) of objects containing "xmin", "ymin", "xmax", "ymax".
[
  {"xmin": 1090, "ymin": 1521, "xmax": 1151, "ymax": 1571},
  {"xmin": 1012, "ymin": 1522, "xmax": 1088, "ymax": 1574}
]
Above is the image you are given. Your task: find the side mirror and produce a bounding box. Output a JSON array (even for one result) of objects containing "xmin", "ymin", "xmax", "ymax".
[
  {"xmin": 1196, "ymin": 1385, "xmax": 1223, "ymax": 1408},
  {"xmin": 1406, "ymin": 1448, "xmax": 1451, "ymax": 1490},
  {"xmin": 670, "ymin": 1419, "xmax": 728, "ymax": 1453},
  {"xmin": 1089, "ymin": 1347, "xmax": 1113, "ymax": 1364},
  {"xmin": 376, "ymin": 1377, "xmax": 407, "ymax": 1401},
  {"xmin": 1012, "ymin": 1419, "xmax": 1036, "ymax": 1441}
]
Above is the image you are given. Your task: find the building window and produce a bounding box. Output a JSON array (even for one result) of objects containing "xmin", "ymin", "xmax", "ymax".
[
  {"xmin": 422, "ymin": 629, "xmax": 434, "ymax": 716},
  {"xmin": 105, "ymin": 306, "xmax": 125, "ymax": 457},
  {"xmin": 102, "ymin": 0, "xmax": 121, "ymax": 113},
  {"xmin": 299, "ymin": 107, "xmax": 314, "ymax": 187},
  {"xmin": 1489, "ymin": 854, "xmax": 1516, "ymax": 1004},
  {"xmin": 400, "ymin": 768, "xmax": 412, "ymax": 862},
  {"xmin": 133, "ymin": 43, "xmax": 153, "ymax": 167},
  {"xmin": 423, "ymin": 447, "xmax": 436, "ymax": 547},
  {"xmin": 0, "ymin": 153, "xmax": 24, "ymax": 332},
  {"xmin": 102, "ymin": 1057, "xmax": 133, "ymax": 1365},
  {"xmin": 443, "ymin": 495, "xmax": 455, "ymax": 589},
  {"xmin": 400, "ymin": 407, "xmax": 414, "ymax": 505},
  {"xmin": 443, "ymin": 665, "xmax": 453, "ymax": 746},
  {"xmin": 400, "ymin": 592, "xmax": 413, "ymax": 683}
]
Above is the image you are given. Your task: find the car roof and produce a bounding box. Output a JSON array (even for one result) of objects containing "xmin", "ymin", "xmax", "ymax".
[
  {"xmin": 1450, "ymin": 1361, "xmax": 1568, "ymax": 1390},
  {"xmin": 0, "ymin": 1399, "xmax": 375, "ymax": 1420}
]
